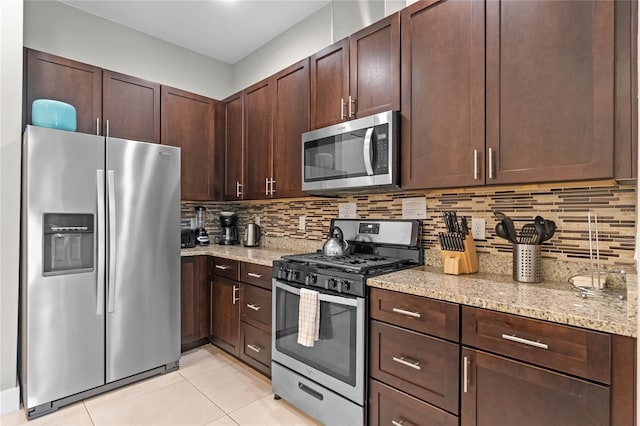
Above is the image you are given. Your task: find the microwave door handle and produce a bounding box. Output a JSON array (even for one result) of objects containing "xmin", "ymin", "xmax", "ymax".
[{"xmin": 363, "ymin": 127, "xmax": 374, "ymax": 176}]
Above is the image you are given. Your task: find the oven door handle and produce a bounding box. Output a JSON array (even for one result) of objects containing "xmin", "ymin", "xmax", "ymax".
[{"xmin": 274, "ymin": 280, "xmax": 360, "ymax": 307}]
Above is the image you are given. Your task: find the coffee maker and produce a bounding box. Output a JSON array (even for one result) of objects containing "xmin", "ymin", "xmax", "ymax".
[
  {"xmin": 219, "ymin": 212, "xmax": 240, "ymax": 245},
  {"xmin": 194, "ymin": 206, "xmax": 209, "ymax": 245}
]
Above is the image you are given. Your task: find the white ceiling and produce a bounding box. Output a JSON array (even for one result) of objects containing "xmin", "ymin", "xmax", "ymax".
[{"xmin": 59, "ymin": 0, "xmax": 331, "ymax": 65}]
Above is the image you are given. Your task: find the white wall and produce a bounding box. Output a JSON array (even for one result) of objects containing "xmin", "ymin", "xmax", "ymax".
[
  {"xmin": 0, "ymin": 0, "xmax": 24, "ymax": 415},
  {"xmin": 24, "ymin": 1, "xmax": 233, "ymax": 100}
]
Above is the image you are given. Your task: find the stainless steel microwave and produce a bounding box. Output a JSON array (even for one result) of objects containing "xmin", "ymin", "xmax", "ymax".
[{"xmin": 301, "ymin": 110, "xmax": 399, "ymax": 194}]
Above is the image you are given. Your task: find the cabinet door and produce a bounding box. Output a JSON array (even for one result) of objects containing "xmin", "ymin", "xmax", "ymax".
[
  {"xmin": 310, "ymin": 38, "xmax": 350, "ymax": 129},
  {"xmin": 224, "ymin": 92, "xmax": 244, "ymax": 200},
  {"xmin": 180, "ymin": 256, "xmax": 209, "ymax": 352},
  {"xmin": 243, "ymin": 79, "xmax": 273, "ymax": 200},
  {"xmin": 272, "ymin": 59, "xmax": 309, "ymax": 198},
  {"xmin": 349, "ymin": 13, "xmax": 400, "ymax": 119},
  {"xmin": 461, "ymin": 348, "xmax": 610, "ymax": 426},
  {"xmin": 210, "ymin": 275, "xmax": 240, "ymax": 356},
  {"xmin": 102, "ymin": 70, "xmax": 160, "ymax": 143},
  {"xmin": 25, "ymin": 49, "xmax": 102, "ymax": 135},
  {"xmin": 400, "ymin": 0, "xmax": 485, "ymax": 189},
  {"xmin": 161, "ymin": 86, "xmax": 219, "ymax": 201},
  {"xmin": 486, "ymin": 0, "xmax": 614, "ymax": 184}
]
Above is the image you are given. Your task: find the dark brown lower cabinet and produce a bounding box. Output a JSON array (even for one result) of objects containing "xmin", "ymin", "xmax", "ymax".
[
  {"xmin": 180, "ymin": 256, "xmax": 209, "ymax": 352},
  {"xmin": 239, "ymin": 322, "xmax": 272, "ymax": 376},
  {"xmin": 369, "ymin": 380, "xmax": 458, "ymax": 426},
  {"xmin": 210, "ymin": 275, "xmax": 240, "ymax": 356},
  {"xmin": 460, "ymin": 348, "xmax": 610, "ymax": 426}
]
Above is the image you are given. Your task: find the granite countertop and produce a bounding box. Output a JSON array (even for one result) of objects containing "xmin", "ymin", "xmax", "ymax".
[
  {"xmin": 368, "ymin": 266, "xmax": 637, "ymax": 337},
  {"xmin": 181, "ymin": 245, "xmax": 295, "ymax": 267}
]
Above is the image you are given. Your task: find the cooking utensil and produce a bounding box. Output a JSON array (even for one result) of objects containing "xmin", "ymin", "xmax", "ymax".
[
  {"xmin": 534, "ymin": 216, "xmax": 546, "ymax": 244},
  {"xmin": 502, "ymin": 218, "xmax": 518, "ymax": 244},
  {"xmin": 322, "ymin": 226, "xmax": 349, "ymax": 256},
  {"xmin": 519, "ymin": 223, "xmax": 538, "ymax": 244},
  {"xmin": 493, "ymin": 211, "xmax": 506, "ymax": 220},
  {"xmin": 541, "ymin": 220, "xmax": 556, "ymax": 242},
  {"xmin": 495, "ymin": 222, "xmax": 509, "ymax": 241}
]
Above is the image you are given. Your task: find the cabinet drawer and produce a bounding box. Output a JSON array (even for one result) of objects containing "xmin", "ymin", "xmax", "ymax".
[
  {"xmin": 240, "ymin": 283, "xmax": 271, "ymax": 333},
  {"xmin": 239, "ymin": 322, "xmax": 271, "ymax": 376},
  {"xmin": 370, "ymin": 320, "xmax": 459, "ymax": 414},
  {"xmin": 461, "ymin": 306, "xmax": 611, "ymax": 384},
  {"xmin": 210, "ymin": 257, "xmax": 239, "ymax": 280},
  {"xmin": 370, "ymin": 288, "xmax": 459, "ymax": 341},
  {"xmin": 369, "ymin": 379, "xmax": 458, "ymax": 426},
  {"xmin": 240, "ymin": 262, "xmax": 272, "ymax": 289}
]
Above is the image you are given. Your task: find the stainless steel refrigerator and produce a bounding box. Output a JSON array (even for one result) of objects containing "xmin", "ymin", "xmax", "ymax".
[{"xmin": 20, "ymin": 125, "xmax": 181, "ymax": 419}]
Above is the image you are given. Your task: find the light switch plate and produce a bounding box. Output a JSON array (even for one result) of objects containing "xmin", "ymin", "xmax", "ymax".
[
  {"xmin": 298, "ymin": 215, "xmax": 306, "ymax": 231},
  {"xmin": 471, "ymin": 218, "xmax": 485, "ymax": 240},
  {"xmin": 254, "ymin": 216, "xmax": 260, "ymax": 226}
]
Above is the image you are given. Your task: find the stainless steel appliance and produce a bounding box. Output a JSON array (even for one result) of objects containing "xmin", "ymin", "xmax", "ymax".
[
  {"xmin": 243, "ymin": 222, "xmax": 261, "ymax": 247},
  {"xmin": 218, "ymin": 212, "xmax": 239, "ymax": 245},
  {"xmin": 272, "ymin": 219, "xmax": 422, "ymax": 425},
  {"xmin": 301, "ymin": 110, "xmax": 399, "ymax": 194},
  {"xmin": 20, "ymin": 125, "xmax": 181, "ymax": 419}
]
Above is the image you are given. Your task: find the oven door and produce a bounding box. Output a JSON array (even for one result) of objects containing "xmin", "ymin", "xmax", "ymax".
[{"xmin": 272, "ymin": 279, "xmax": 365, "ymax": 405}]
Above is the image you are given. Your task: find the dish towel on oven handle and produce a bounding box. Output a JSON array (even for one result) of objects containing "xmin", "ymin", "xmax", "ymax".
[{"xmin": 297, "ymin": 288, "xmax": 320, "ymax": 347}]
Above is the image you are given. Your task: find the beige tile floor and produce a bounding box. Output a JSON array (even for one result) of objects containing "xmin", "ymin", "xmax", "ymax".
[{"xmin": 1, "ymin": 345, "xmax": 321, "ymax": 426}]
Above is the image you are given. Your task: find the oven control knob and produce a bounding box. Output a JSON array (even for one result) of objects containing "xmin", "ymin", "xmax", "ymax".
[
  {"xmin": 305, "ymin": 273, "xmax": 317, "ymax": 285},
  {"xmin": 280, "ymin": 268, "xmax": 291, "ymax": 280},
  {"xmin": 291, "ymin": 270, "xmax": 300, "ymax": 280},
  {"xmin": 340, "ymin": 280, "xmax": 351, "ymax": 292},
  {"xmin": 328, "ymin": 278, "xmax": 338, "ymax": 289}
]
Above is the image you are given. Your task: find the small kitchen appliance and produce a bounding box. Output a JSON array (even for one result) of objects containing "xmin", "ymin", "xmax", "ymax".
[
  {"xmin": 272, "ymin": 219, "xmax": 423, "ymax": 425},
  {"xmin": 243, "ymin": 222, "xmax": 261, "ymax": 247},
  {"xmin": 194, "ymin": 206, "xmax": 209, "ymax": 245},
  {"xmin": 219, "ymin": 212, "xmax": 239, "ymax": 245},
  {"xmin": 181, "ymin": 229, "xmax": 196, "ymax": 248}
]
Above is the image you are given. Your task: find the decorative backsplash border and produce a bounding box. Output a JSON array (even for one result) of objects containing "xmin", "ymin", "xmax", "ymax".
[{"xmin": 182, "ymin": 180, "xmax": 637, "ymax": 274}]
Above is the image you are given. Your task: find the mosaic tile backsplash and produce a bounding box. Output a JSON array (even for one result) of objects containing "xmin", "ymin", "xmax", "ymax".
[{"xmin": 182, "ymin": 180, "xmax": 637, "ymax": 282}]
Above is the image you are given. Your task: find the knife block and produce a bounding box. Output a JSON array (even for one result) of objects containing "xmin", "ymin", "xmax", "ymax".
[{"xmin": 441, "ymin": 234, "xmax": 479, "ymax": 275}]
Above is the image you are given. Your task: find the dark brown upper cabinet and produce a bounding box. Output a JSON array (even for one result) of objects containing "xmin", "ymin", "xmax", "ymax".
[
  {"xmin": 271, "ymin": 59, "xmax": 310, "ymax": 198},
  {"xmin": 224, "ymin": 59, "xmax": 310, "ymax": 200},
  {"xmin": 102, "ymin": 70, "xmax": 160, "ymax": 143},
  {"xmin": 25, "ymin": 49, "xmax": 102, "ymax": 135},
  {"xmin": 224, "ymin": 92, "xmax": 244, "ymax": 201},
  {"xmin": 243, "ymin": 78, "xmax": 274, "ymax": 200},
  {"xmin": 25, "ymin": 49, "xmax": 161, "ymax": 143},
  {"xmin": 400, "ymin": 0, "xmax": 485, "ymax": 189},
  {"xmin": 401, "ymin": 0, "xmax": 631, "ymax": 189},
  {"xmin": 310, "ymin": 13, "xmax": 400, "ymax": 130},
  {"xmin": 485, "ymin": 0, "xmax": 615, "ymax": 184},
  {"xmin": 161, "ymin": 86, "xmax": 221, "ymax": 201}
]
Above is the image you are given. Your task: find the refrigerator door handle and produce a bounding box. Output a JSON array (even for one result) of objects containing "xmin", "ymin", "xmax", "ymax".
[
  {"xmin": 96, "ymin": 170, "xmax": 106, "ymax": 315},
  {"xmin": 107, "ymin": 170, "xmax": 117, "ymax": 313}
]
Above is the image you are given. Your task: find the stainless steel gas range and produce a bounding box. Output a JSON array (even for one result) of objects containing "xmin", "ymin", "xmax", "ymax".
[{"xmin": 271, "ymin": 219, "xmax": 423, "ymax": 425}]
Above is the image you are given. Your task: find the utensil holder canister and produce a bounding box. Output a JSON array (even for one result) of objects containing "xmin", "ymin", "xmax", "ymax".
[{"xmin": 513, "ymin": 244, "xmax": 542, "ymax": 283}]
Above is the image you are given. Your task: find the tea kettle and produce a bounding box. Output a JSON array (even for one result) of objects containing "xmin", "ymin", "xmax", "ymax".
[
  {"xmin": 243, "ymin": 222, "xmax": 261, "ymax": 247},
  {"xmin": 322, "ymin": 226, "xmax": 349, "ymax": 256}
]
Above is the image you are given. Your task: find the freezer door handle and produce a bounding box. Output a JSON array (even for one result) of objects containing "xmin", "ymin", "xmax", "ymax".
[
  {"xmin": 107, "ymin": 170, "xmax": 117, "ymax": 313},
  {"xmin": 96, "ymin": 169, "xmax": 105, "ymax": 315}
]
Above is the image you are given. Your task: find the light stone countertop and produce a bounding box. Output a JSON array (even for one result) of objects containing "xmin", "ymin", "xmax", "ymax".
[
  {"xmin": 181, "ymin": 245, "xmax": 295, "ymax": 267},
  {"xmin": 181, "ymin": 246, "xmax": 637, "ymax": 337},
  {"xmin": 368, "ymin": 266, "xmax": 637, "ymax": 337}
]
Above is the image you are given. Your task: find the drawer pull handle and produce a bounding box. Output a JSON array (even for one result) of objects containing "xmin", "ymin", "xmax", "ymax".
[
  {"xmin": 392, "ymin": 307, "xmax": 421, "ymax": 319},
  {"xmin": 215, "ymin": 265, "xmax": 230, "ymax": 270},
  {"xmin": 501, "ymin": 334, "xmax": 549, "ymax": 350},
  {"xmin": 247, "ymin": 344, "xmax": 261, "ymax": 353},
  {"xmin": 246, "ymin": 303, "xmax": 261, "ymax": 311},
  {"xmin": 392, "ymin": 420, "xmax": 406, "ymax": 426},
  {"xmin": 392, "ymin": 356, "xmax": 421, "ymax": 370},
  {"xmin": 247, "ymin": 272, "xmax": 263, "ymax": 278}
]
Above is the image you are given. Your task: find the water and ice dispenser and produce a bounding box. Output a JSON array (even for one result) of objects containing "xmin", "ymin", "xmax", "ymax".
[{"xmin": 43, "ymin": 213, "xmax": 94, "ymax": 275}]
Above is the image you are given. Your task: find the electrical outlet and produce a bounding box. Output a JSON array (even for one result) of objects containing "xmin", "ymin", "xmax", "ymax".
[
  {"xmin": 471, "ymin": 218, "xmax": 485, "ymax": 240},
  {"xmin": 298, "ymin": 215, "xmax": 306, "ymax": 231},
  {"xmin": 254, "ymin": 216, "xmax": 260, "ymax": 226}
]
